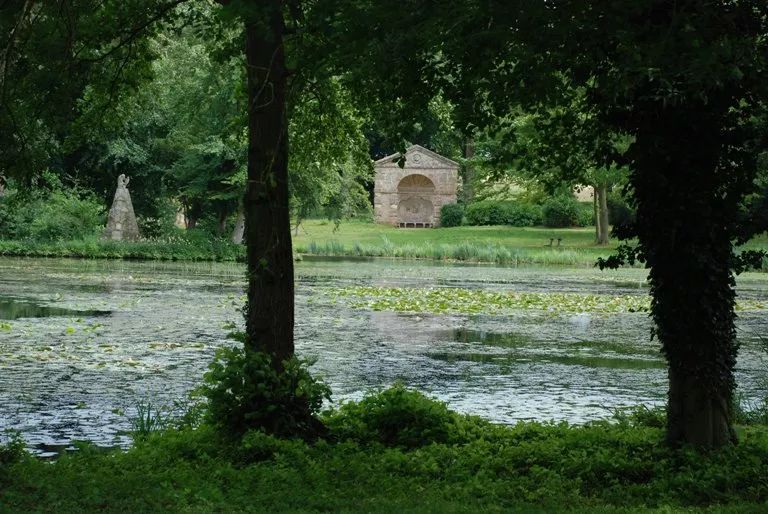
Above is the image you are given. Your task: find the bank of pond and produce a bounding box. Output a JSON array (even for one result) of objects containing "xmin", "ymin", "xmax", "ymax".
[
  {"xmin": 0, "ymin": 235, "xmax": 611, "ymax": 267},
  {"xmin": 1, "ymin": 388, "xmax": 768, "ymax": 513},
  {"xmin": 2, "ymin": 228, "xmax": 767, "ymax": 271}
]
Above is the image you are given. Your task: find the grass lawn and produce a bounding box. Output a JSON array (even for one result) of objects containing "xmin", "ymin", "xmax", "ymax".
[
  {"xmin": 294, "ymin": 219, "xmax": 605, "ymax": 248},
  {"xmin": 291, "ymin": 219, "xmax": 613, "ymax": 266},
  {"xmin": 292, "ymin": 219, "xmax": 768, "ymax": 268}
]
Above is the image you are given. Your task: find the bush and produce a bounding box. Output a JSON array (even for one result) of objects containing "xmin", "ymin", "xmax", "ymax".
[
  {"xmin": 607, "ymin": 191, "xmax": 635, "ymax": 228},
  {"xmin": 0, "ymin": 188, "xmax": 105, "ymax": 240},
  {"xmin": 324, "ymin": 384, "xmax": 477, "ymax": 449},
  {"xmin": 576, "ymin": 202, "xmax": 595, "ymax": 227},
  {"xmin": 464, "ymin": 201, "xmax": 507, "ymax": 225},
  {"xmin": 464, "ymin": 201, "xmax": 543, "ymax": 227},
  {"xmin": 27, "ymin": 191, "xmax": 105, "ymax": 240},
  {"xmin": 542, "ymin": 195, "xmax": 580, "ymax": 227},
  {"xmin": 0, "ymin": 189, "xmax": 33, "ymax": 239},
  {"xmin": 506, "ymin": 202, "xmax": 544, "ymax": 226},
  {"xmin": 0, "ymin": 432, "xmax": 26, "ymax": 486},
  {"xmin": 200, "ymin": 346, "xmax": 330, "ymax": 438},
  {"xmin": 439, "ymin": 203, "xmax": 464, "ymax": 227},
  {"xmin": 137, "ymin": 198, "xmax": 179, "ymax": 239}
]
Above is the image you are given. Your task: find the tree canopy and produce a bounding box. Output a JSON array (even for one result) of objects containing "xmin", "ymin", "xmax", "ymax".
[{"xmin": 309, "ymin": 0, "xmax": 768, "ymax": 447}]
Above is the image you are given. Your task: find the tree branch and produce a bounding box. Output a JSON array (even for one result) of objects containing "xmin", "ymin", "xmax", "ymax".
[{"xmin": 79, "ymin": 0, "xmax": 191, "ymax": 63}]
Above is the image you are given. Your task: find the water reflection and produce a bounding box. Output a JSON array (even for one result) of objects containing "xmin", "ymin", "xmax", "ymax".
[{"xmin": 0, "ymin": 298, "xmax": 110, "ymax": 320}]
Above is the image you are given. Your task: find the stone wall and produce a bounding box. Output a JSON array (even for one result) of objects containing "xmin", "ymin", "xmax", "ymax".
[{"xmin": 373, "ymin": 145, "xmax": 459, "ymax": 227}]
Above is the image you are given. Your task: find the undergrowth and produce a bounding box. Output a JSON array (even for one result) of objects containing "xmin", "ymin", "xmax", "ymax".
[
  {"xmin": 2, "ymin": 384, "xmax": 768, "ymax": 513},
  {"xmin": 0, "ymin": 235, "xmax": 245, "ymax": 262}
]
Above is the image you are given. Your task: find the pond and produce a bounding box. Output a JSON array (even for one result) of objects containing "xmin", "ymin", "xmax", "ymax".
[{"xmin": 0, "ymin": 256, "xmax": 766, "ymax": 454}]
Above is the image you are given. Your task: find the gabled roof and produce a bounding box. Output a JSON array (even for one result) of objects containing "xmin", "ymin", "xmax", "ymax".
[{"xmin": 373, "ymin": 144, "xmax": 459, "ymax": 168}]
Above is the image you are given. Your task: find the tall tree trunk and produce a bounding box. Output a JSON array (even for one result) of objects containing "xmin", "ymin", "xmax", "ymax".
[
  {"xmin": 231, "ymin": 208, "xmax": 245, "ymax": 244},
  {"xmin": 243, "ymin": 1, "xmax": 294, "ymax": 368},
  {"xmin": 630, "ymin": 101, "xmax": 737, "ymax": 448},
  {"xmin": 462, "ymin": 136, "xmax": 475, "ymax": 202},
  {"xmin": 593, "ymin": 186, "xmax": 600, "ymax": 243},
  {"xmin": 217, "ymin": 208, "xmax": 228, "ymax": 235},
  {"xmin": 596, "ymin": 182, "xmax": 610, "ymax": 245},
  {"xmin": 0, "ymin": 0, "xmax": 37, "ymax": 96}
]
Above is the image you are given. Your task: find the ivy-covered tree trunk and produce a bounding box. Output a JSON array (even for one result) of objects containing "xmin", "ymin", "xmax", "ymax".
[
  {"xmin": 243, "ymin": 1, "xmax": 294, "ymax": 368},
  {"xmin": 630, "ymin": 101, "xmax": 738, "ymax": 448}
]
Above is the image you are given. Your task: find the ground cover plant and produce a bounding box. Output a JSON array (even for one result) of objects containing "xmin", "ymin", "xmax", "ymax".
[{"xmin": 1, "ymin": 386, "xmax": 768, "ymax": 513}]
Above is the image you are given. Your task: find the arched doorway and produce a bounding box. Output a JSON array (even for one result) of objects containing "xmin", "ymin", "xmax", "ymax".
[{"xmin": 397, "ymin": 174, "xmax": 436, "ymax": 227}]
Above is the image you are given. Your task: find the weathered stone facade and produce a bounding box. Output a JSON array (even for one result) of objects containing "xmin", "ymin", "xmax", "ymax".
[
  {"xmin": 373, "ymin": 145, "xmax": 459, "ymax": 227},
  {"xmin": 103, "ymin": 174, "xmax": 140, "ymax": 241}
]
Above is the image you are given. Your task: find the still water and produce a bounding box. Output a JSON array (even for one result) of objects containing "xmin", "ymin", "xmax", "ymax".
[{"xmin": 0, "ymin": 256, "xmax": 766, "ymax": 453}]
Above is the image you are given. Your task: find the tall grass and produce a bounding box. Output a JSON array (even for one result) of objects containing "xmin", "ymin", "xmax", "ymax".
[
  {"xmin": 0, "ymin": 236, "xmax": 245, "ymax": 262},
  {"xmin": 131, "ymin": 401, "xmax": 169, "ymax": 440},
  {"xmin": 294, "ymin": 238, "xmax": 614, "ymax": 266}
]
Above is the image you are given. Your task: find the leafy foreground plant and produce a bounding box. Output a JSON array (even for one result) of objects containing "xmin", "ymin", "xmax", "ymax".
[
  {"xmin": 199, "ymin": 346, "xmax": 330, "ymax": 438},
  {"xmin": 2, "ymin": 387, "xmax": 768, "ymax": 513}
]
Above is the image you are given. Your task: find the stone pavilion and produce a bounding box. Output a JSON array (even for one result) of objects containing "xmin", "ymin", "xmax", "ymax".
[{"xmin": 373, "ymin": 145, "xmax": 459, "ymax": 227}]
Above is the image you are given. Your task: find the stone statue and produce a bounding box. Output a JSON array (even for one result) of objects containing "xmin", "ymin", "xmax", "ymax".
[{"xmin": 103, "ymin": 174, "xmax": 140, "ymax": 241}]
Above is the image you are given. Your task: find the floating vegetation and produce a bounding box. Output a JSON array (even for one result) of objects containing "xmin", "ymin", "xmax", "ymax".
[
  {"xmin": 331, "ymin": 286, "xmax": 650, "ymax": 314},
  {"xmin": 330, "ymin": 286, "xmax": 767, "ymax": 315}
]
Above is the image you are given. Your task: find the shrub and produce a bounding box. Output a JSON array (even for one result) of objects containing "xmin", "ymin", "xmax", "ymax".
[
  {"xmin": 324, "ymin": 383, "xmax": 473, "ymax": 449},
  {"xmin": 200, "ymin": 346, "xmax": 330, "ymax": 438},
  {"xmin": 506, "ymin": 202, "xmax": 544, "ymax": 226},
  {"xmin": 27, "ymin": 191, "xmax": 105, "ymax": 240},
  {"xmin": 465, "ymin": 201, "xmax": 508, "ymax": 225},
  {"xmin": 0, "ymin": 432, "xmax": 26, "ymax": 486},
  {"xmin": 542, "ymin": 195, "xmax": 580, "ymax": 227},
  {"xmin": 607, "ymin": 191, "xmax": 635, "ymax": 228},
  {"xmin": 439, "ymin": 203, "xmax": 464, "ymax": 227},
  {"xmin": 576, "ymin": 202, "xmax": 595, "ymax": 227},
  {"xmin": 464, "ymin": 200, "xmax": 543, "ymax": 227},
  {"xmin": 137, "ymin": 198, "xmax": 179, "ymax": 239},
  {"xmin": 0, "ymin": 188, "xmax": 105, "ymax": 240},
  {"xmin": 0, "ymin": 189, "xmax": 35, "ymax": 239}
]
